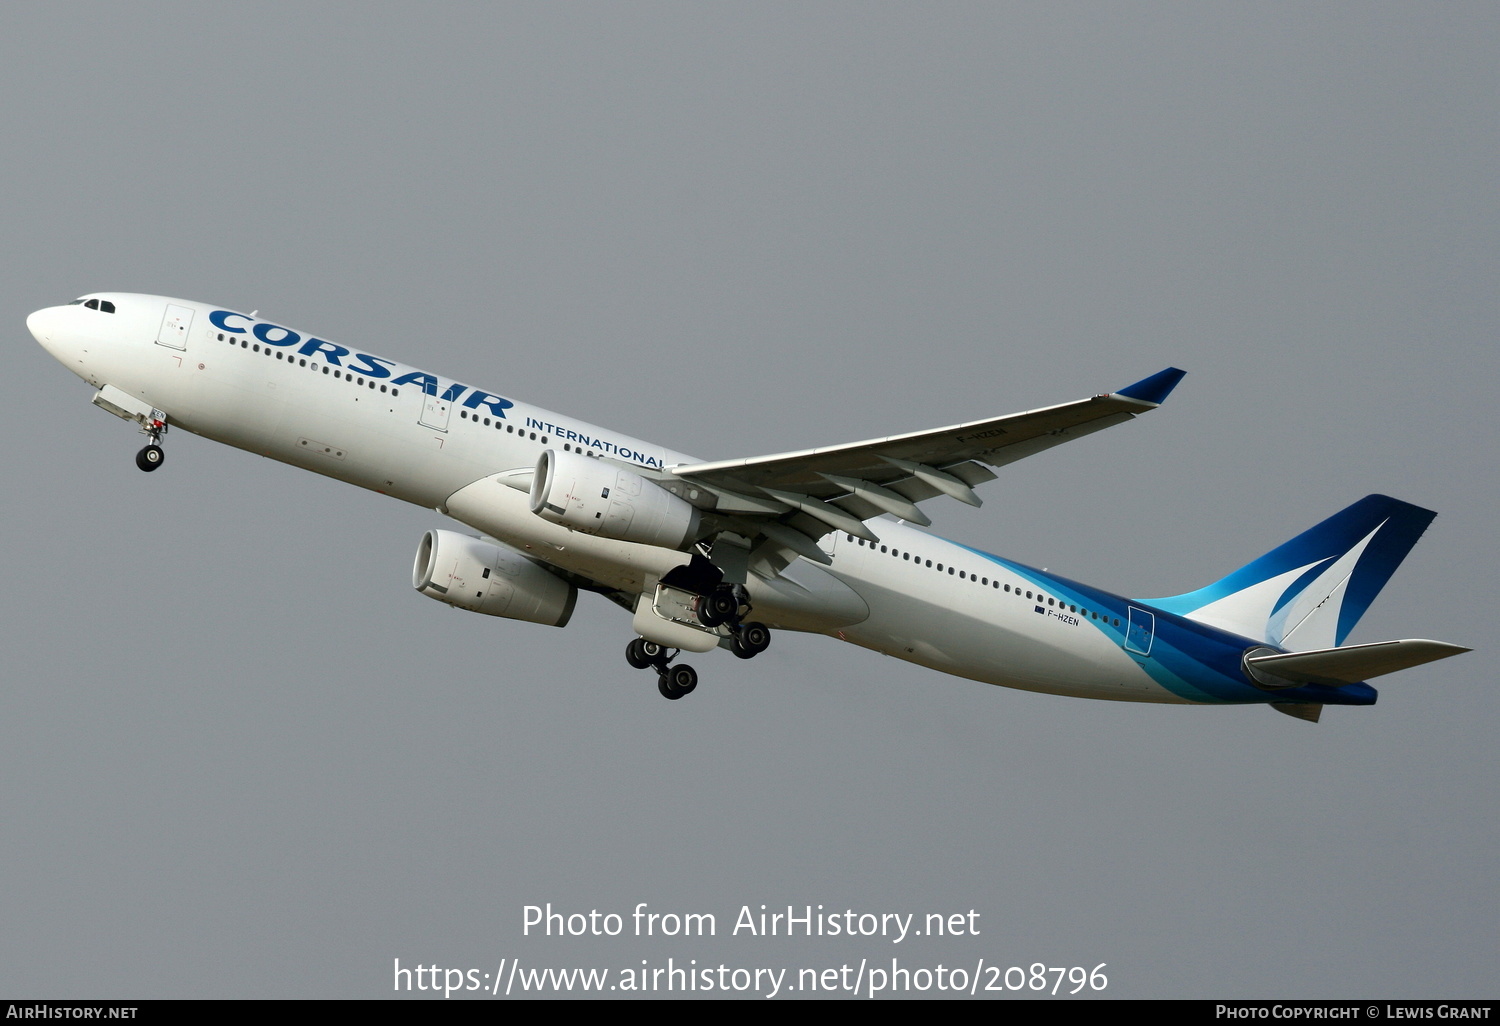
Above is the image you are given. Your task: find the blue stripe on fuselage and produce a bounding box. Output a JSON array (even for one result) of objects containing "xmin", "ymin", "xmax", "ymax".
[{"xmin": 953, "ymin": 542, "xmax": 1378, "ymax": 707}]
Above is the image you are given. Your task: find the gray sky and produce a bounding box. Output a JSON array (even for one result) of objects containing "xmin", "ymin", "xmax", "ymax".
[{"xmin": 2, "ymin": 2, "xmax": 1494, "ymax": 999}]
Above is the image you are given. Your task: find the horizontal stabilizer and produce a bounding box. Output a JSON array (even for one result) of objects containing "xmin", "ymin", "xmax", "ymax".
[{"xmin": 1247, "ymin": 639, "xmax": 1470, "ymax": 686}]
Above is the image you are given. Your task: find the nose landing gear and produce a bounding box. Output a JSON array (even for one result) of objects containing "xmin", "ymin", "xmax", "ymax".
[
  {"xmin": 135, "ymin": 443, "xmax": 164, "ymax": 472},
  {"xmin": 134, "ymin": 412, "xmax": 168, "ymax": 472},
  {"xmin": 90, "ymin": 387, "xmax": 170, "ymax": 473}
]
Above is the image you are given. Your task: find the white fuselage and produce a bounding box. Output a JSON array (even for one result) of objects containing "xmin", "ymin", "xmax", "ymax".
[{"xmin": 29, "ymin": 293, "xmax": 1193, "ymax": 704}]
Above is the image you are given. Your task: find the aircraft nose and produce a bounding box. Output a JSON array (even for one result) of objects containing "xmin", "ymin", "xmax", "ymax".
[
  {"xmin": 28, "ymin": 305, "xmax": 80, "ymax": 367},
  {"xmin": 26, "ymin": 306, "xmax": 54, "ymax": 346}
]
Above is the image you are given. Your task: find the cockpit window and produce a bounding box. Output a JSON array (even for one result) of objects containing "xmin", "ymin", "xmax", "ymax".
[
  {"xmin": 85, "ymin": 299, "xmax": 99, "ymax": 310},
  {"xmin": 99, "ymin": 300, "xmax": 115, "ymax": 313},
  {"xmin": 77, "ymin": 298, "xmax": 115, "ymax": 313},
  {"xmin": 67, "ymin": 298, "xmax": 85, "ymax": 305}
]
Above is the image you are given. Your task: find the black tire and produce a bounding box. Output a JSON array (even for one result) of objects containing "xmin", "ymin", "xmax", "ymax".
[
  {"xmin": 739, "ymin": 622, "xmax": 771, "ymax": 655},
  {"xmin": 695, "ymin": 593, "xmax": 724, "ymax": 628},
  {"xmin": 669, "ymin": 664, "xmax": 698, "ymax": 696},
  {"xmin": 731, "ymin": 637, "xmax": 756, "ymax": 660},
  {"xmin": 136, "ymin": 444, "xmax": 164, "ymax": 472},
  {"xmin": 640, "ymin": 640, "xmax": 667, "ymax": 666},
  {"xmin": 657, "ymin": 672, "xmax": 683, "ymax": 700},
  {"xmin": 703, "ymin": 588, "xmax": 739, "ymax": 626},
  {"xmin": 625, "ymin": 638, "xmax": 653, "ymax": 670}
]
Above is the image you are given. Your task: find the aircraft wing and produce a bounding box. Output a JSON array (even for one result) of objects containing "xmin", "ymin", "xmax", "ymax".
[{"xmin": 667, "ymin": 368, "xmax": 1185, "ymax": 576}]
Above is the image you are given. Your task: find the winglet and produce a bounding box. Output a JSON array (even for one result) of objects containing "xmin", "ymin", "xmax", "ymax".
[{"xmin": 1115, "ymin": 367, "xmax": 1187, "ymax": 405}]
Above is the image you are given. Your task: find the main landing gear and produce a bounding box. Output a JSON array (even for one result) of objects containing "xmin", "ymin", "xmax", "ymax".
[
  {"xmin": 730, "ymin": 621, "xmax": 772, "ymax": 660},
  {"xmin": 698, "ymin": 583, "xmax": 772, "ymax": 662},
  {"xmin": 625, "ymin": 584, "xmax": 773, "ymax": 700},
  {"xmin": 625, "ymin": 638, "xmax": 699, "ymax": 700},
  {"xmin": 694, "ymin": 586, "xmax": 741, "ymax": 628}
]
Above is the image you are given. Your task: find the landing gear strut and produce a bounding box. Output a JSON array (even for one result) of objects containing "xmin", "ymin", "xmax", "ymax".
[
  {"xmin": 134, "ymin": 414, "xmax": 168, "ymax": 473},
  {"xmin": 625, "ymin": 580, "xmax": 772, "ymax": 698},
  {"xmin": 624, "ymin": 622, "xmax": 773, "ymax": 698}
]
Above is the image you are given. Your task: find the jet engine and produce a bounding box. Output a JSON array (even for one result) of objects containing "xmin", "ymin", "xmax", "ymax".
[
  {"xmin": 529, "ymin": 449, "xmax": 700, "ymax": 549},
  {"xmin": 413, "ymin": 529, "xmax": 577, "ymax": 627}
]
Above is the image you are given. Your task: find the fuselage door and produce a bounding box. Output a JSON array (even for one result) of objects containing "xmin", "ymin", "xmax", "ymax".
[
  {"xmin": 420, "ymin": 394, "xmax": 452, "ymax": 431},
  {"xmin": 1125, "ymin": 606, "xmax": 1156, "ymax": 656},
  {"xmin": 156, "ymin": 304, "xmax": 193, "ymax": 350}
]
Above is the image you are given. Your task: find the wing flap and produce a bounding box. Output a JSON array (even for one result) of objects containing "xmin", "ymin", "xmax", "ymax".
[
  {"xmin": 662, "ymin": 369, "xmax": 1183, "ymax": 579},
  {"xmin": 672, "ymin": 382, "xmax": 1176, "ymax": 498}
]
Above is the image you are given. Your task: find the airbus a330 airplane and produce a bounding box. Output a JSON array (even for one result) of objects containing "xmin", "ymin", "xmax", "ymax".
[{"xmin": 29, "ymin": 293, "xmax": 1468, "ymax": 719}]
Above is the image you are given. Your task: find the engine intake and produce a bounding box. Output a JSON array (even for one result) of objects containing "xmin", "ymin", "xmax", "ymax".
[
  {"xmin": 413, "ymin": 529, "xmax": 576, "ymax": 627},
  {"xmin": 529, "ymin": 449, "xmax": 700, "ymax": 550}
]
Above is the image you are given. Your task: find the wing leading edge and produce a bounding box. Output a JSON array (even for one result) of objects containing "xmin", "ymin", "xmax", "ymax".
[{"xmin": 667, "ymin": 368, "xmax": 1185, "ymax": 577}]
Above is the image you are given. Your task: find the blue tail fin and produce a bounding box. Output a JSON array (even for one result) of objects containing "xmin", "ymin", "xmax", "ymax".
[{"xmin": 1148, "ymin": 495, "xmax": 1437, "ymax": 649}]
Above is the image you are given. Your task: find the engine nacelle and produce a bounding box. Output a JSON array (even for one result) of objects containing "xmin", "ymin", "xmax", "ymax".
[
  {"xmin": 413, "ymin": 529, "xmax": 577, "ymax": 627},
  {"xmin": 529, "ymin": 449, "xmax": 700, "ymax": 550}
]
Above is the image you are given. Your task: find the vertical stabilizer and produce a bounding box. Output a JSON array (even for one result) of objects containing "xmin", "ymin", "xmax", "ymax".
[{"xmin": 1148, "ymin": 495, "xmax": 1436, "ymax": 649}]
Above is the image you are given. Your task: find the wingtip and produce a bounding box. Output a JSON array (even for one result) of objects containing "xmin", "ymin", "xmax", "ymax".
[{"xmin": 1115, "ymin": 367, "xmax": 1187, "ymax": 405}]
